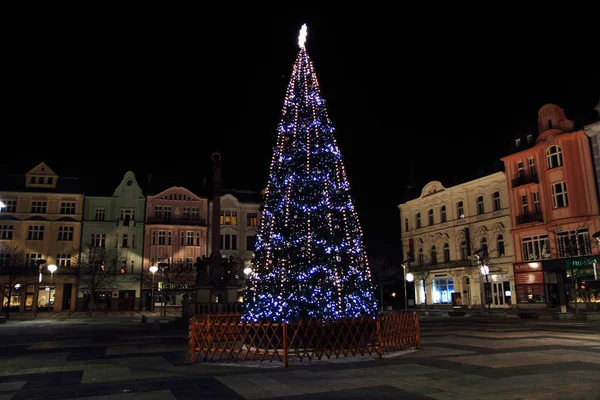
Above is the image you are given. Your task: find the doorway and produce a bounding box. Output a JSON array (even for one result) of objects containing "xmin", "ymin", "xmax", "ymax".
[
  {"xmin": 118, "ymin": 290, "xmax": 135, "ymax": 311},
  {"xmin": 62, "ymin": 284, "xmax": 72, "ymax": 311},
  {"xmin": 490, "ymin": 275, "xmax": 511, "ymax": 307}
]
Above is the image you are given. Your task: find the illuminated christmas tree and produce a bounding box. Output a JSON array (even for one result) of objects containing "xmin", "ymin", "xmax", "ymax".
[{"xmin": 242, "ymin": 24, "xmax": 377, "ymax": 323}]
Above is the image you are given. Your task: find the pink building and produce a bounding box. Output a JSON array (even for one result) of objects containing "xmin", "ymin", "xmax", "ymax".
[
  {"xmin": 142, "ymin": 186, "xmax": 208, "ymax": 310},
  {"xmin": 501, "ymin": 104, "xmax": 600, "ymax": 310}
]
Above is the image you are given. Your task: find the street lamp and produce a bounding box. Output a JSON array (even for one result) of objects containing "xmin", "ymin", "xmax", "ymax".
[
  {"xmin": 243, "ymin": 266, "xmax": 253, "ymax": 275},
  {"xmin": 149, "ymin": 265, "xmax": 158, "ymax": 312},
  {"xmin": 47, "ymin": 264, "xmax": 57, "ymax": 285},
  {"xmin": 0, "ymin": 201, "xmax": 5, "ymax": 210}
]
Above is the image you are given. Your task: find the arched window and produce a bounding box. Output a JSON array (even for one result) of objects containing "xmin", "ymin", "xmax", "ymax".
[
  {"xmin": 460, "ymin": 241, "xmax": 468, "ymax": 260},
  {"xmin": 416, "ymin": 213, "xmax": 421, "ymax": 228},
  {"xmin": 431, "ymin": 246, "xmax": 437, "ymax": 265},
  {"xmin": 457, "ymin": 201, "xmax": 464, "ymax": 218},
  {"xmin": 497, "ymin": 234, "xmax": 505, "ymax": 257},
  {"xmin": 493, "ymin": 191, "xmax": 501, "ymax": 211},
  {"xmin": 428, "ymin": 209, "xmax": 434, "ymax": 225},
  {"xmin": 440, "ymin": 205, "xmax": 447, "ymax": 223},
  {"xmin": 480, "ymin": 237, "xmax": 488, "ymax": 258},
  {"xmin": 418, "ymin": 248, "xmax": 423, "ymax": 264},
  {"xmin": 477, "ymin": 196, "xmax": 485, "ymax": 215},
  {"xmin": 443, "ymin": 243, "xmax": 450, "ymax": 263},
  {"xmin": 547, "ymin": 145, "xmax": 563, "ymax": 169}
]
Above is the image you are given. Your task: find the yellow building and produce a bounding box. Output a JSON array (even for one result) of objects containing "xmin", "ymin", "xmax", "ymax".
[{"xmin": 0, "ymin": 162, "xmax": 81, "ymax": 313}]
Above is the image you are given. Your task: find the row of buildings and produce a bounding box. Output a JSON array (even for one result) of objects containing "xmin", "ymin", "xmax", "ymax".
[
  {"xmin": 0, "ymin": 165, "xmax": 262, "ymax": 313},
  {"xmin": 399, "ymin": 103, "xmax": 600, "ymax": 311}
]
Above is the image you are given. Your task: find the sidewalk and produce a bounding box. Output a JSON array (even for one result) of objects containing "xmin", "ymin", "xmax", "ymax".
[{"xmin": 3, "ymin": 308, "xmax": 183, "ymax": 321}]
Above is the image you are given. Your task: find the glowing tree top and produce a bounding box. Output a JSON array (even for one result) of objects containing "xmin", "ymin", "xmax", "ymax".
[{"xmin": 242, "ymin": 24, "xmax": 377, "ymax": 323}]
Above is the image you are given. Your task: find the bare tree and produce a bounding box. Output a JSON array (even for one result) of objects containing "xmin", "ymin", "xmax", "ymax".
[
  {"xmin": 546, "ymin": 221, "xmax": 593, "ymax": 318},
  {"xmin": 0, "ymin": 243, "xmax": 28, "ymax": 316},
  {"xmin": 142, "ymin": 261, "xmax": 194, "ymax": 316},
  {"xmin": 75, "ymin": 245, "xmax": 124, "ymax": 315},
  {"xmin": 369, "ymin": 255, "xmax": 403, "ymax": 311}
]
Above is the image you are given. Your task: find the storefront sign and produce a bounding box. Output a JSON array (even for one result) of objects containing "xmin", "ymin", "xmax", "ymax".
[
  {"xmin": 566, "ymin": 256, "xmax": 600, "ymax": 269},
  {"xmin": 514, "ymin": 271, "xmax": 544, "ymax": 285},
  {"xmin": 513, "ymin": 262, "xmax": 542, "ymax": 272}
]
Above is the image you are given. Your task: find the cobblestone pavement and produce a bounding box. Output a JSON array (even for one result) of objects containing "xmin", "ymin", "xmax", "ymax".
[{"xmin": 0, "ymin": 315, "xmax": 599, "ymax": 399}]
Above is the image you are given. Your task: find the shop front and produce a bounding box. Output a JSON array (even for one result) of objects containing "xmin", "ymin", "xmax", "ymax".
[
  {"xmin": 565, "ymin": 256, "xmax": 600, "ymax": 309},
  {"xmin": 514, "ymin": 262, "xmax": 547, "ymax": 307}
]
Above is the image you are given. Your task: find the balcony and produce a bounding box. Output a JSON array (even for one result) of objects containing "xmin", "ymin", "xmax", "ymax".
[
  {"xmin": 512, "ymin": 172, "xmax": 538, "ymax": 188},
  {"xmin": 147, "ymin": 217, "xmax": 207, "ymax": 226},
  {"xmin": 516, "ymin": 211, "xmax": 544, "ymax": 225}
]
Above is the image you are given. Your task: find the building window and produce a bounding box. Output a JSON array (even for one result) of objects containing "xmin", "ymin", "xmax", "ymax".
[
  {"xmin": 404, "ymin": 218, "xmax": 409, "ymax": 232},
  {"xmin": 0, "ymin": 253, "xmax": 10, "ymax": 267},
  {"xmin": 533, "ymin": 192, "xmax": 540, "ymax": 213},
  {"xmin": 28, "ymin": 226, "xmax": 44, "ymax": 240},
  {"xmin": 0, "ymin": 225, "xmax": 13, "ymax": 240},
  {"xmin": 557, "ymin": 229, "xmax": 591, "ymax": 258},
  {"xmin": 191, "ymin": 207, "xmax": 200, "ymax": 220},
  {"xmin": 457, "ymin": 201, "xmax": 464, "ymax": 218},
  {"xmin": 183, "ymin": 207, "xmax": 190, "ymax": 220},
  {"xmin": 91, "ymin": 233, "xmax": 106, "ymax": 248},
  {"xmin": 430, "ymin": 246, "xmax": 437, "ymax": 265},
  {"xmin": 164, "ymin": 207, "xmax": 172, "ymax": 219},
  {"xmin": 440, "ymin": 206, "xmax": 447, "ymax": 223},
  {"xmin": 460, "ymin": 241, "xmax": 468, "ymax": 260},
  {"xmin": 246, "ymin": 235, "xmax": 257, "ymax": 251},
  {"xmin": 1, "ymin": 200, "xmax": 16, "ymax": 213},
  {"xmin": 94, "ymin": 208, "xmax": 106, "ymax": 221},
  {"xmin": 432, "ymin": 278, "xmax": 454, "ymax": 304},
  {"xmin": 220, "ymin": 234, "xmax": 237, "ymax": 250},
  {"xmin": 180, "ymin": 232, "xmax": 184, "ymax": 246},
  {"xmin": 415, "ymin": 213, "xmax": 421, "ymax": 228},
  {"xmin": 154, "ymin": 206, "xmax": 163, "ymax": 218},
  {"xmin": 497, "ymin": 235, "xmax": 505, "ymax": 257},
  {"xmin": 221, "ymin": 211, "xmax": 238, "ymax": 225},
  {"xmin": 443, "ymin": 243, "xmax": 450, "ymax": 263},
  {"xmin": 30, "ymin": 201, "xmax": 47, "ymax": 214},
  {"xmin": 551, "ymin": 182, "xmax": 568, "ymax": 208},
  {"xmin": 480, "ymin": 237, "xmax": 488, "ymax": 258},
  {"xmin": 528, "ymin": 157, "xmax": 535, "ymax": 175},
  {"xmin": 428, "ymin": 209, "xmax": 434, "ymax": 225},
  {"xmin": 121, "ymin": 209, "xmax": 135, "ymax": 223},
  {"xmin": 122, "ymin": 234, "xmax": 128, "ymax": 248},
  {"xmin": 517, "ymin": 161, "xmax": 524, "ymax": 177},
  {"xmin": 246, "ymin": 213, "xmax": 258, "ymax": 227},
  {"xmin": 477, "ymin": 196, "xmax": 484, "ymax": 215},
  {"xmin": 195, "ymin": 232, "xmax": 201, "ymax": 246},
  {"xmin": 152, "ymin": 231, "xmax": 156, "ymax": 245},
  {"xmin": 158, "ymin": 231, "xmax": 166, "ymax": 245},
  {"xmin": 521, "ymin": 194, "xmax": 528, "ymax": 213},
  {"xmin": 60, "ymin": 202, "xmax": 76, "ymax": 214},
  {"xmin": 526, "ymin": 134, "xmax": 533, "ymax": 144},
  {"xmin": 185, "ymin": 257, "xmax": 193, "ymax": 271},
  {"xmin": 417, "ymin": 248, "xmax": 423, "ymax": 264},
  {"xmin": 58, "ymin": 226, "xmax": 74, "ymax": 241},
  {"xmin": 515, "ymin": 138, "xmax": 521, "ymax": 148},
  {"xmin": 490, "ymin": 192, "xmax": 500, "ymax": 211},
  {"xmin": 26, "ymin": 253, "xmax": 42, "ymax": 267},
  {"xmin": 547, "ymin": 145, "xmax": 563, "ymax": 169},
  {"xmin": 56, "ymin": 254, "xmax": 71, "ymax": 268},
  {"xmin": 187, "ymin": 231, "xmax": 194, "ymax": 246},
  {"xmin": 522, "ymin": 235, "xmax": 550, "ymax": 261}
]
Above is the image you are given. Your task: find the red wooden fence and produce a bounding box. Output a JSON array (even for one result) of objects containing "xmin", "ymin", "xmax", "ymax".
[{"xmin": 189, "ymin": 312, "xmax": 419, "ymax": 367}]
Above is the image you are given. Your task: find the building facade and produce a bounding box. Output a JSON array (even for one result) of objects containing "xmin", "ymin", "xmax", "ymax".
[
  {"xmin": 584, "ymin": 101, "xmax": 600, "ymax": 203},
  {"xmin": 399, "ymin": 172, "xmax": 516, "ymax": 310},
  {"xmin": 79, "ymin": 171, "xmax": 145, "ymax": 311},
  {"xmin": 143, "ymin": 186, "xmax": 209, "ymax": 310},
  {"xmin": 501, "ymin": 104, "xmax": 600, "ymax": 309},
  {"xmin": 207, "ymin": 189, "xmax": 262, "ymax": 291},
  {"xmin": 0, "ymin": 162, "xmax": 81, "ymax": 313}
]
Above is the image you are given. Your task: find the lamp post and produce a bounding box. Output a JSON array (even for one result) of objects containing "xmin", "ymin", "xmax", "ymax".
[
  {"xmin": 149, "ymin": 265, "xmax": 158, "ymax": 312},
  {"xmin": 405, "ymin": 271, "xmax": 414, "ymax": 312},
  {"xmin": 47, "ymin": 264, "xmax": 57, "ymax": 284}
]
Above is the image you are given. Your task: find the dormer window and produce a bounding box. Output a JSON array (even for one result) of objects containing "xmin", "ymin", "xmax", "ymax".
[
  {"xmin": 515, "ymin": 138, "xmax": 521, "ymax": 148},
  {"xmin": 526, "ymin": 134, "xmax": 533, "ymax": 144},
  {"xmin": 38, "ymin": 177, "xmax": 44, "ymax": 184}
]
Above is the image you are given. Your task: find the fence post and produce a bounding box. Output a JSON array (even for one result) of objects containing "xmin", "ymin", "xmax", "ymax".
[
  {"xmin": 188, "ymin": 319, "xmax": 195, "ymax": 362},
  {"xmin": 283, "ymin": 321, "xmax": 288, "ymax": 368},
  {"xmin": 376, "ymin": 317, "xmax": 382, "ymax": 359},
  {"xmin": 414, "ymin": 312, "xmax": 420, "ymax": 349}
]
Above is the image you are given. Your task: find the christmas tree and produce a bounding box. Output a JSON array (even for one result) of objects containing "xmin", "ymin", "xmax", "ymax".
[{"xmin": 242, "ymin": 24, "xmax": 377, "ymax": 323}]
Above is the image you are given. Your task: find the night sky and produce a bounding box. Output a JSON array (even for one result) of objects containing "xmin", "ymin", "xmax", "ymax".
[{"xmin": 2, "ymin": 13, "xmax": 599, "ymax": 260}]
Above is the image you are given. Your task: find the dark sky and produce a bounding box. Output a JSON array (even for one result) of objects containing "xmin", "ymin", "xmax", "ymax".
[{"xmin": 2, "ymin": 12, "xmax": 599, "ymax": 259}]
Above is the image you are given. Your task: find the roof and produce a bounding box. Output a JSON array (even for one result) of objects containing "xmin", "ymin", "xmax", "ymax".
[
  {"xmin": 0, "ymin": 174, "xmax": 81, "ymax": 194},
  {"xmin": 222, "ymin": 188, "xmax": 263, "ymax": 204}
]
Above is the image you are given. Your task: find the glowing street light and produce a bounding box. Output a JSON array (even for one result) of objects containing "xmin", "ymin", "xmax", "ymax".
[
  {"xmin": 149, "ymin": 265, "xmax": 158, "ymax": 312},
  {"xmin": 243, "ymin": 267, "xmax": 253, "ymax": 275},
  {"xmin": 48, "ymin": 264, "xmax": 57, "ymax": 285},
  {"xmin": 0, "ymin": 201, "xmax": 5, "ymax": 210},
  {"xmin": 405, "ymin": 272, "xmax": 414, "ymax": 282}
]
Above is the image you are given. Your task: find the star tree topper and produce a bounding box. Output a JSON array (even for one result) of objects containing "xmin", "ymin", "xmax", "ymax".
[{"xmin": 298, "ymin": 23, "xmax": 307, "ymax": 48}]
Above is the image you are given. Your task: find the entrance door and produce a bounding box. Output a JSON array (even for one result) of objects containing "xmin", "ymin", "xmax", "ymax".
[
  {"xmin": 62, "ymin": 284, "xmax": 72, "ymax": 311},
  {"xmin": 118, "ymin": 291, "xmax": 135, "ymax": 311}
]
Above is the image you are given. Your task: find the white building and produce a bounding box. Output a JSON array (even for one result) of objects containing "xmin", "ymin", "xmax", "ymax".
[
  {"xmin": 208, "ymin": 189, "xmax": 262, "ymax": 273},
  {"xmin": 398, "ymin": 172, "xmax": 516, "ymax": 309}
]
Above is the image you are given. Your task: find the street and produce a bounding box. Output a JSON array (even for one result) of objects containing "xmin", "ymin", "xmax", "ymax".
[{"xmin": 0, "ymin": 315, "xmax": 599, "ymax": 399}]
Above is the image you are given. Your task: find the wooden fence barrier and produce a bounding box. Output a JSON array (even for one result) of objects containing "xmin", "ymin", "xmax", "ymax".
[{"xmin": 189, "ymin": 311, "xmax": 420, "ymax": 367}]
